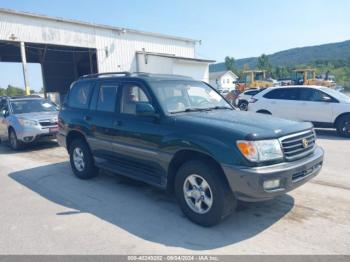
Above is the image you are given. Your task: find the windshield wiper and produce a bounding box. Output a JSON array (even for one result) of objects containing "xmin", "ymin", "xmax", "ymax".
[
  {"xmin": 207, "ymin": 106, "xmax": 233, "ymax": 110},
  {"xmin": 170, "ymin": 107, "xmax": 212, "ymax": 114}
]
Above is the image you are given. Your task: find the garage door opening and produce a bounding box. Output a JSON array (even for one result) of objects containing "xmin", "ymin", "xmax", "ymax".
[
  {"xmin": 0, "ymin": 62, "xmax": 43, "ymax": 95},
  {"xmin": 0, "ymin": 41, "xmax": 98, "ymax": 102}
]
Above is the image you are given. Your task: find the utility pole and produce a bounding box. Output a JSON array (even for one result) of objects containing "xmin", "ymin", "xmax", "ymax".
[{"xmin": 20, "ymin": 42, "xmax": 30, "ymax": 95}]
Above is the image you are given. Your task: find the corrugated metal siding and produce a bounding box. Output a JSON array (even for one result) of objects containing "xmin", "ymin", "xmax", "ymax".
[{"xmin": 0, "ymin": 11, "xmax": 196, "ymax": 73}]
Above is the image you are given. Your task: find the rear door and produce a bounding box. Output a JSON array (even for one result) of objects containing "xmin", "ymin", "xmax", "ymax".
[
  {"xmin": 86, "ymin": 80, "xmax": 121, "ymax": 161},
  {"xmin": 262, "ymin": 88, "xmax": 300, "ymax": 120}
]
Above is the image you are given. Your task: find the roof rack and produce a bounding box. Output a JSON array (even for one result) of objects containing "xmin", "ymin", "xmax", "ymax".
[
  {"xmin": 80, "ymin": 72, "xmax": 131, "ymax": 79},
  {"xmin": 10, "ymin": 95, "xmax": 42, "ymax": 99}
]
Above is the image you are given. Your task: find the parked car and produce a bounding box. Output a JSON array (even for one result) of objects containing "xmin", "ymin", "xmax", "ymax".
[
  {"xmin": 235, "ymin": 88, "xmax": 264, "ymax": 111},
  {"xmin": 58, "ymin": 72, "xmax": 324, "ymax": 226},
  {"xmin": 248, "ymin": 85, "xmax": 350, "ymax": 137},
  {"xmin": 0, "ymin": 95, "xmax": 59, "ymax": 150},
  {"xmin": 218, "ymin": 89, "xmax": 230, "ymax": 97}
]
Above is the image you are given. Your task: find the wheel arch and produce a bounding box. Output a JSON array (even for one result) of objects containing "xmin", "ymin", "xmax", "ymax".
[
  {"xmin": 166, "ymin": 149, "xmax": 229, "ymax": 192},
  {"xmin": 66, "ymin": 130, "xmax": 88, "ymax": 152},
  {"xmin": 334, "ymin": 112, "xmax": 350, "ymax": 127},
  {"xmin": 256, "ymin": 109, "xmax": 272, "ymax": 114}
]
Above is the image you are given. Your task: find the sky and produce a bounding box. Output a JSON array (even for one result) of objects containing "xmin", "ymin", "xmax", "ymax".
[{"xmin": 1, "ymin": 0, "xmax": 350, "ymax": 91}]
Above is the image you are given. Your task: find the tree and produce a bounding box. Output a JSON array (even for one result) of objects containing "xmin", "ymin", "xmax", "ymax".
[
  {"xmin": 6, "ymin": 85, "xmax": 24, "ymax": 96},
  {"xmin": 257, "ymin": 54, "xmax": 272, "ymax": 75},
  {"xmin": 0, "ymin": 87, "xmax": 6, "ymax": 96},
  {"xmin": 224, "ymin": 56, "xmax": 236, "ymax": 73}
]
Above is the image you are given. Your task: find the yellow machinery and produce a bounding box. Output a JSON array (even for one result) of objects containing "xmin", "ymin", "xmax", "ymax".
[
  {"xmin": 292, "ymin": 69, "xmax": 335, "ymax": 87},
  {"xmin": 236, "ymin": 70, "xmax": 273, "ymax": 92}
]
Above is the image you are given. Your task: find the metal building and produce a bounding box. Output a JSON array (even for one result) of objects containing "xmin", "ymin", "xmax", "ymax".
[{"xmin": 0, "ymin": 8, "xmax": 214, "ymax": 97}]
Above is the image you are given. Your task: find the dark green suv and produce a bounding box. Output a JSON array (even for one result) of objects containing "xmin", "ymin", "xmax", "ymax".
[{"xmin": 58, "ymin": 72, "xmax": 324, "ymax": 226}]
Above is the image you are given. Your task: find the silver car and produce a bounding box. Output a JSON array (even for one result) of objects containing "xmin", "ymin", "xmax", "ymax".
[{"xmin": 0, "ymin": 96, "xmax": 59, "ymax": 150}]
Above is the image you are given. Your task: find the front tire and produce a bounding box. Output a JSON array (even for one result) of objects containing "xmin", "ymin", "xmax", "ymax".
[
  {"xmin": 336, "ymin": 115, "xmax": 350, "ymax": 137},
  {"xmin": 69, "ymin": 139, "xmax": 98, "ymax": 179},
  {"xmin": 175, "ymin": 160, "xmax": 236, "ymax": 226},
  {"xmin": 238, "ymin": 100, "xmax": 248, "ymax": 111},
  {"xmin": 9, "ymin": 128, "xmax": 23, "ymax": 150}
]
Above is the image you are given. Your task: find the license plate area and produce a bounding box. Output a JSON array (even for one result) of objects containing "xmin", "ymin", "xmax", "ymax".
[{"xmin": 49, "ymin": 127, "xmax": 59, "ymax": 133}]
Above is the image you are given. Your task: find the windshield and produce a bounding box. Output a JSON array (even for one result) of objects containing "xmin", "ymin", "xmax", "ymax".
[
  {"xmin": 10, "ymin": 99, "xmax": 58, "ymax": 114},
  {"xmin": 322, "ymin": 88, "xmax": 350, "ymax": 103},
  {"xmin": 149, "ymin": 80, "xmax": 232, "ymax": 114}
]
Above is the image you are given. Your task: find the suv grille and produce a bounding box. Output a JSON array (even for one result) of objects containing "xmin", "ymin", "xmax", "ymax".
[
  {"xmin": 39, "ymin": 121, "xmax": 58, "ymax": 127},
  {"xmin": 280, "ymin": 130, "xmax": 316, "ymax": 161}
]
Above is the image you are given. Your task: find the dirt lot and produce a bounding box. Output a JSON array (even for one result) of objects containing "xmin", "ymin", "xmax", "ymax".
[{"xmin": 0, "ymin": 129, "xmax": 349, "ymax": 254}]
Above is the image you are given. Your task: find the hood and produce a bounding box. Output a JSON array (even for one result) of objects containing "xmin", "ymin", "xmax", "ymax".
[
  {"xmin": 173, "ymin": 110, "xmax": 313, "ymax": 140},
  {"xmin": 15, "ymin": 111, "xmax": 58, "ymax": 122}
]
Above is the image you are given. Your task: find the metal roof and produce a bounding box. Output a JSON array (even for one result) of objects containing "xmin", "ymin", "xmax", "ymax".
[
  {"xmin": 209, "ymin": 70, "xmax": 238, "ymax": 79},
  {"xmin": 136, "ymin": 51, "xmax": 215, "ymax": 63},
  {"xmin": 0, "ymin": 8, "xmax": 200, "ymax": 44}
]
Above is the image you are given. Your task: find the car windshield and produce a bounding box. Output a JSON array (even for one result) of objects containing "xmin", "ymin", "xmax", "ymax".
[
  {"xmin": 149, "ymin": 80, "xmax": 232, "ymax": 114},
  {"xmin": 322, "ymin": 88, "xmax": 350, "ymax": 103},
  {"xmin": 10, "ymin": 99, "xmax": 58, "ymax": 114}
]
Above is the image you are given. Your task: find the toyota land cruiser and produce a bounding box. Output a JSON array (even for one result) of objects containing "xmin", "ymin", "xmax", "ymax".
[{"xmin": 58, "ymin": 72, "xmax": 324, "ymax": 226}]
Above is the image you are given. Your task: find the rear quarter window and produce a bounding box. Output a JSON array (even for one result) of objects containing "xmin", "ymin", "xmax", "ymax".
[{"xmin": 68, "ymin": 81, "xmax": 93, "ymax": 109}]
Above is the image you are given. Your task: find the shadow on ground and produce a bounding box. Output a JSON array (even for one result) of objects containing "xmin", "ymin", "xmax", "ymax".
[
  {"xmin": 315, "ymin": 128, "xmax": 349, "ymax": 141},
  {"xmin": 0, "ymin": 140, "xmax": 59, "ymax": 154},
  {"xmin": 9, "ymin": 162, "xmax": 294, "ymax": 250}
]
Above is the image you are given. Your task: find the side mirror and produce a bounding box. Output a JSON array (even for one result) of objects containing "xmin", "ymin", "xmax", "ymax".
[
  {"xmin": 2, "ymin": 109, "xmax": 8, "ymax": 117},
  {"xmin": 136, "ymin": 103, "xmax": 158, "ymax": 117}
]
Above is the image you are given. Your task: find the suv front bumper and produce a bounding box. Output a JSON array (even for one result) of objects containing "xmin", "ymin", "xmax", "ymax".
[
  {"xmin": 15, "ymin": 125, "xmax": 58, "ymax": 143},
  {"xmin": 222, "ymin": 146, "xmax": 324, "ymax": 202}
]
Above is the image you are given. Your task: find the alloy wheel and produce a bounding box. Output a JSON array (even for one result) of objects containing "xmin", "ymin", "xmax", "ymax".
[
  {"xmin": 73, "ymin": 147, "xmax": 85, "ymax": 172},
  {"xmin": 183, "ymin": 174, "xmax": 213, "ymax": 214}
]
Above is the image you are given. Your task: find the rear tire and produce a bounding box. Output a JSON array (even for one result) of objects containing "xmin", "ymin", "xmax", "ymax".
[
  {"xmin": 336, "ymin": 115, "xmax": 350, "ymax": 137},
  {"xmin": 175, "ymin": 160, "xmax": 236, "ymax": 227},
  {"xmin": 69, "ymin": 138, "xmax": 98, "ymax": 179},
  {"xmin": 9, "ymin": 128, "xmax": 23, "ymax": 150}
]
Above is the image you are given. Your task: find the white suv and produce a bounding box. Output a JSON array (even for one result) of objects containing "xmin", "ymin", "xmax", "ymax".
[
  {"xmin": 235, "ymin": 88, "xmax": 264, "ymax": 111},
  {"xmin": 248, "ymin": 85, "xmax": 350, "ymax": 137}
]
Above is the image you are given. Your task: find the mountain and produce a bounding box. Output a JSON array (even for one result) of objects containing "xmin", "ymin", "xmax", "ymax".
[{"xmin": 210, "ymin": 40, "xmax": 350, "ymax": 72}]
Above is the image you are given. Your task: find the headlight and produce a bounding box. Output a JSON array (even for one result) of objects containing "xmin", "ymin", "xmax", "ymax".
[
  {"xmin": 18, "ymin": 118, "xmax": 38, "ymax": 126},
  {"xmin": 237, "ymin": 139, "xmax": 283, "ymax": 162}
]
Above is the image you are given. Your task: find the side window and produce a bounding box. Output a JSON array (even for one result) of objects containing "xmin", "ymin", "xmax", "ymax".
[
  {"xmin": 263, "ymin": 89, "xmax": 284, "ymax": 99},
  {"xmin": 96, "ymin": 84, "xmax": 118, "ymax": 112},
  {"xmin": 68, "ymin": 81, "xmax": 93, "ymax": 109},
  {"xmin": 245, "ymin": 90, "xmax": 258, "ymax": 96},
  {"xmin": 0, "ymin": 100, "xmax": 8, "ymax": 112},
  {"xmin": 283, "ymin": 88, "xmax": 299, "ymax": 100},
  {"xmin": 300, "ymin": 89, "xmax": 333, "ymax": 102},
  {"xmin": 120, "ymin": 84, "xmax": 150, "ymax": 115},
  {"xmin": 264, "ymin": 88, "xmax": 298, "ymax": 100}
]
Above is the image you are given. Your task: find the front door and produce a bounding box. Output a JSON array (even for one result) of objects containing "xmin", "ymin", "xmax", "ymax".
[
  {"xmin": 112, "ymin": 82, "xmax": 167, "ymax": 185},
  {"xmin": 296, "ymin": 88, "xmax": 335, "ymax": 123}
]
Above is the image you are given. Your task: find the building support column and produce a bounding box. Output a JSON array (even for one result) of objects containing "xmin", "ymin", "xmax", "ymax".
[{"xmin": 20, "ymin": 42, "xmax": 30, "ymax": 95}]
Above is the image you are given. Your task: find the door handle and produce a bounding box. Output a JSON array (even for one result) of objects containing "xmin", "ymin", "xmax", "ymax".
[
  {"xmin": 84, "ymin": 115, "xmax": 92, "ymax": 121},
  {"xmin": 113, "ymin": 120, "xmax": 122, "ymax": 127}
]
